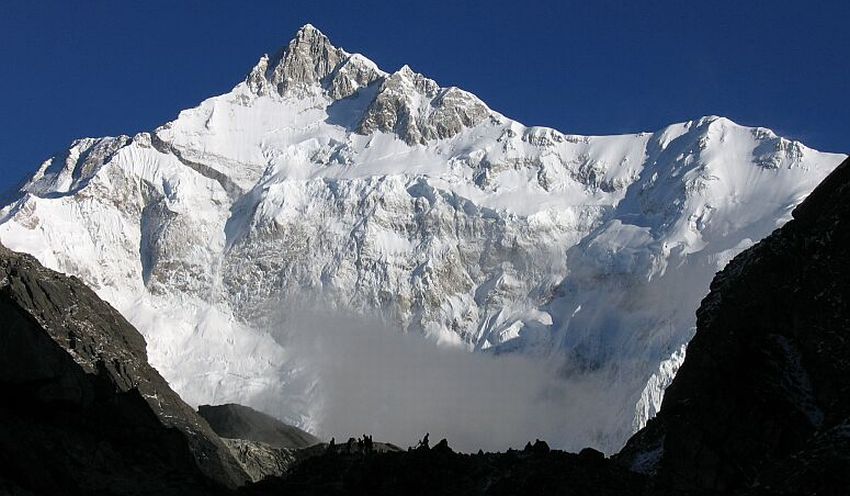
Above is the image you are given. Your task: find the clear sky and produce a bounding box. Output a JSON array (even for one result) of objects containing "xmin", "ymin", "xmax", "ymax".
[{"xmin": 1, "ymin": 0, "xmax": 847, "ymax": 192}]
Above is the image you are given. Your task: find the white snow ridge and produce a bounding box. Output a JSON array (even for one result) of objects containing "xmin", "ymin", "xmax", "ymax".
[{"xmin": 1, "ymin": 24, "xmax": 845, "ymax": 452}]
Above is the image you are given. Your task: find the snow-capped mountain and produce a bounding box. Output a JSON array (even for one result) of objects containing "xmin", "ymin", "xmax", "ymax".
[{"xmin": 0, "ymin": 24, "xmax": 844, "ymax": 451}]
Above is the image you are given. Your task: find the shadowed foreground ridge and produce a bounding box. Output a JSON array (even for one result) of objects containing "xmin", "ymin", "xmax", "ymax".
[
  {"xmin": 0, "ymin": 244, "xmax": 247, "ymax": 495},
  {"xmin": 618, "ymin": 156, "xmax": 850, "ymax": 494},
  {"xmin": 199, "ymin": 403, "xmax": 321, "ymax": 450},
  {"xmin": 241, "ymin": 440, "xmax": 644, "ymax": 496}
]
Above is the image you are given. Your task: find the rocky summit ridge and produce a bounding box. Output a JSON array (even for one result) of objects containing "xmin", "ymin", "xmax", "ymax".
[{"xmin": 247, "ymin": 24, "xmax": 493, "ymax": 145}]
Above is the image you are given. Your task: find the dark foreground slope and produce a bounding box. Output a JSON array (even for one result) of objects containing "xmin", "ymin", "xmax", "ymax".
[
  {"xmin": 0, "ymin": 244, "xmax": 248, "ymax": 495},
  {"xmin": 199, "ymin": 403, "xmax": 321, "ymax": 449},
  {"xmin": 618, "ymin": 156, "xmax": 850, "ymax": 494}
]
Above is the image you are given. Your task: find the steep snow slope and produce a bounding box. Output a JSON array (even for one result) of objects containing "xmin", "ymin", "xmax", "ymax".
[{"xmin": 0, "ymin": 24, "xmax": 844, "ymax": 450}]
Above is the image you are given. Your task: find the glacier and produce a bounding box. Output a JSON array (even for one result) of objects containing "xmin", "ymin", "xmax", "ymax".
[{"xmin": 0, "ymin": 24, "xmax": 845, "ymax": 452}]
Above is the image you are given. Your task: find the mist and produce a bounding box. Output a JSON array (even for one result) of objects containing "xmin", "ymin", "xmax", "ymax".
[{"xmin": 255, "ymin": 301, "xmax": 635, "ymax": 453}]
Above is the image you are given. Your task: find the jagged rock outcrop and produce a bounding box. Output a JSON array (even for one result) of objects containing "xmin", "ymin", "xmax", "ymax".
[
  {"xmin": 357, "ymin": 65, "xmax": 494, "ymax": 145},
  {"xmin": 199, "ymin": 403, "xmax": 321, "ymax": 449},
  {"xmin": 617, "ymin": 156, "xmax": 850, "ymax": 493},
  {"xmin": 0, "ymin": 243, "xmax": 248, "ymax": 494},
  {"xmin": 222, "ymin": 438, "xmax": 298, "ymax": 483},
  {"xmin": 248, "ymin": 24, "xmax": 383, "ymax": 100},
  {"xmin": 246, "ymin": 24, "xmax": 493, "ymax": 145}
]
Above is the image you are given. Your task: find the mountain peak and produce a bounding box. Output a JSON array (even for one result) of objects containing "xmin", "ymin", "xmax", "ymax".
[
  {"xmin": 296, "ymin": 22, "xmax": 320, "ymax": 35},
  {"xmin": 289, "ymin": 23, "xmax": 333, "ymax": 51},
  {"xmin": 1, "ymin": 26, "xmax": 845, "ymax": 457},
  {"xmin": 244, "ymin": 24, "xmax": 350, "ymax": 97},
  {"xmin": 244, "ymin": 24, "xmax": 390, "ymax": 100}
]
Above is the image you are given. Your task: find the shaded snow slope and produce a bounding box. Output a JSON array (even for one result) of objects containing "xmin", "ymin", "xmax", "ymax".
[{"xmin": 0, "ymin": 24, "xmax": 844, "ymax": 451}]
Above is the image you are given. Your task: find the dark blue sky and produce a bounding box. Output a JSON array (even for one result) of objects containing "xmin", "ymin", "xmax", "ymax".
[{"xmin": 1, "ymin": 1, "xmax": 848, "ymax": 192}]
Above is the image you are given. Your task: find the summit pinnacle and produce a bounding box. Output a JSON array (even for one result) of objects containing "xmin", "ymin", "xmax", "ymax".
[{"xmin": 247, "ymin": 24, "xmax": 379, "ymax": 98}]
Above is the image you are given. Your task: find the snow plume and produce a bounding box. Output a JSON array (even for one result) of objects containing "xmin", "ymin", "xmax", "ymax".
[{"xmin": 257, "ymin": 299, "xmax": 633, "ymax": 453}]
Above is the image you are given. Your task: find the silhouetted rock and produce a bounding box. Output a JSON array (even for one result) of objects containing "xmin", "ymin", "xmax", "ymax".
[
  {"xmin": 618, "ymin": 156, "xmax": 850, "ymax": 494},
  {"xmin": 241, "ymin": 445, "xmax": 646, "ymax": 496},
  {"xmin": 432, "ymin": 438, "xmax": 452, "ymax": 454},
  {"xmin": 531, "ymin": 439, "xmax": 550, "ymax": 454},
  {"xmin": 578, "ymin": 447, "xmax": 605, "ymax": 463}
]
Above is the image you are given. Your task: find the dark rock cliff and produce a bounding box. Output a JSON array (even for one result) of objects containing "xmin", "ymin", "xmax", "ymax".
[
  {"xmin": 618, "ymin": 156, "xmax": 850, "ymax": 494},
  {"xmin": 0, "ymin": 244, "xmax": 249, "ymax": 495}
]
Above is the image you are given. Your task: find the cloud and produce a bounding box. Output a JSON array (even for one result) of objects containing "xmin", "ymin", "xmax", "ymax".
[{"xmin": 258, "ymin": 301, "xmax": 631, "ymax": 453}]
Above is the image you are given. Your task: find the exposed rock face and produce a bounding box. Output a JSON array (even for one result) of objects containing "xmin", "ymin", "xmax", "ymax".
[
  {"xmin": 617, "ymin": 156, "xmax": 850, "ymax": 493},
  {"xmin": 222, "ymin": 438, "xmax": 297, "ymax": 483},
  {"xmin": 325, "ymin": 54, "xmax": 385, "ymax": 101},
  {"xmin": 255, "ymin": 24, "xmax": 384, "ymax": 100},
  {"xmin": 248, "ymin": 24, "xmax": 493, "ymax": 145},
  {"xmin": 250, "ymin": 24, "xmax": 345, "ymax": 96},
  {"xmin": 199, "ymin": 403, "xmax": 321, "ymax": 449},
  {"xmin": 357, "ymin": 66, "xmax": 494, "ymax": 145},
  {"xmin": 0, "ymin": 243, "xmax": 248, "ymax": 494},
  {"xmin": 269, "ymin": 24, "xmax": 347, "ymax": 94}
]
